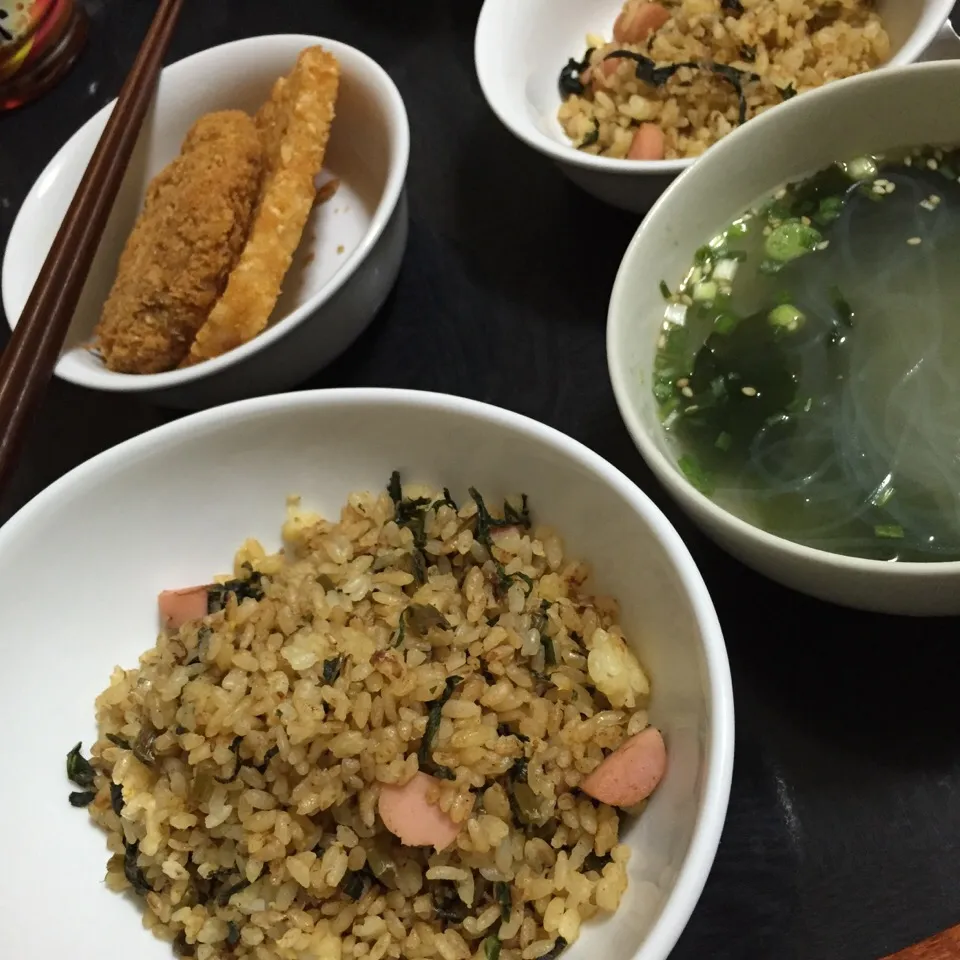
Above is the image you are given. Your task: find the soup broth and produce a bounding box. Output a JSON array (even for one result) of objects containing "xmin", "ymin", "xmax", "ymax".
[{"xmin": 654, "ymin": 145, "xmax": 960, "ymax": 562}]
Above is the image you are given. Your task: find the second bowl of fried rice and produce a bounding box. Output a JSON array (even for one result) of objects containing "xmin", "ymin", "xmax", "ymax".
[
  {"xmin": 475, "ymin": 0, "xmax": 958, "ymax": 212},
  {"xmin": 0, "ymin": 389, "xmax": 732, "ymax": 960}
]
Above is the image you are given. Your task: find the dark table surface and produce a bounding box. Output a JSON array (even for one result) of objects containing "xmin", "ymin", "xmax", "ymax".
[{"xmin": 3, "ymin": 2, "xmax": 960, "ymax": 957}]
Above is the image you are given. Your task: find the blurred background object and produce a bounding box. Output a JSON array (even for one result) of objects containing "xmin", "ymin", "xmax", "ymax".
[{"xmin": 0, "ymin": 0, "xmax": 87, "ymax": 111}]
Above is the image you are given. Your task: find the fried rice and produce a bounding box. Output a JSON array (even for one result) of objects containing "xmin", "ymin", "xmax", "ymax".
[
  {"xmin": 68, "ymin": 476, "xmax": 661, "ymax": 960},
  {"xmin": 558, "ymin": 0, "xmax": 890, "ymax": 160}
]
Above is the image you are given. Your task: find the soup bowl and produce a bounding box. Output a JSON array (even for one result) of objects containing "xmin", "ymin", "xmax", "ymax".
[
  {"xmin": 609, "ymin": 59, "xmax": 960, "ymax": 616},
  {"xmin": 2, "ymin": 35, "xmax": 410, "ymax": 409},
  {"xmin": 0, "ymin": 389, "xmax": 734, "ymax": 960},
  {"xmin": 475, "ymin": 0, "xmax": 959, "ymax": 213}
]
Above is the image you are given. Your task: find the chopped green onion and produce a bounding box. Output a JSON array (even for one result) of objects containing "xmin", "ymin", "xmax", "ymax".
[
  {"xmin": 712, "ymin": 258, "xmax": 741, "ymax": 284},
  {"xmin": 692, "ymin": 280, "xmax": 718, "ymax": 302},
  {"xmin": 714, "ymin": 314, "xmax": 738, "ymax": 335},
  {"xmin": 678, "ymin": 455, "xmax": 714, "ymax": 495},
  {"xmin": 874, "ymin": 524, "xmax": 904, "ymax": 539},
  {"xmin": 768, "ymin": 303, "xmax": 806, "ymax": 332},
  {"xmin": 763, "ymin": 219, "xmax": 822, "ymax": 263}
]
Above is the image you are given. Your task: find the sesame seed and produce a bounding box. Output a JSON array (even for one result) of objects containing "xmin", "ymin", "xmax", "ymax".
[
  {"xmin": 681, "ymin": 386, "xmax": 694, "ymax": 398},
  {"xmin": 920, "ymin": 199, "xmax": 935, "ymax": 211},
  {"xmin": 815, "ymin": 240, "xmax": 830, "ymax": 250},
  {"xmin": 930, "ymin": 194, "xmax": 941, "ymax": 205},
  {"xmin": 907, "ymin": 236, "xmax": 922, "ymax": 245},
  {"xmin": 774, "ymin": 188, "xmax": 787, "ymax": 199},
  {"xmin": 904, "ymin": 156, "xmax": 913, "ymax": 166},
  {"xmin": 800, "ymin": 215, "xmax": 811, "ymax": 225},
  {"xmin": 741, "ymin": 386, "xmax": 757, "ymax": 397},
  {"xmin": 676, "ymin": 377, "xmax": 689, "ymax": 388},
  {"xmin": 927, "ymin": 158, "xmax": 939, "ymax": 170},
  {"xmin": 684, "ymin": 404, "xmax": 699, "ymax": 414},
  {"xmin": 657, "ymin": 335, "xmax": 667, "ymax": 349}
]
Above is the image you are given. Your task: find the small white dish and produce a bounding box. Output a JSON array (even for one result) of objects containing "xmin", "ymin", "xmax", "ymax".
[
  {"xmin": 475, "ymin": 0, "xmax": 958, "ymax": 213},
  {"xmin": 608, "ymin": 59, "xmax": 960, "ymax": 615},
  {"xmin": 0, "ymin": 388, "xmax": 733, "ymax": 960},
  {"xmin": 1, "ymin": 35, "xmax": 410, "ymax": 409}
]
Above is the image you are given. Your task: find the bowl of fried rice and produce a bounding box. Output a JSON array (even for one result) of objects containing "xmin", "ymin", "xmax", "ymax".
[
  {"xmin": 0, "ymin": 389, "xmax": 732, "ymax": 960},
  {"xmin": 475, "ymin": 0, "xmax": 958, "ymax": 212}
]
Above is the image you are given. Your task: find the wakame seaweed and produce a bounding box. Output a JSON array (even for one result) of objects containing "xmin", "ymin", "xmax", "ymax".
[
  {"xmin": 584, "ymin": 851, "xmax": 613, "ymax": 873},
  {"xmin": 721, "ymin": 0, "xmax": 744, "ymax": 13},
  {"xmin": 66, "ymin": 742, "xmax": 96, "ymax": 788},
  {"xmin": 124, "ymin": 840, "xmax": 153, "ymax": 895},
  {"xmin": 110, "ymin": 782, "xmax": 124, "ymax": 815},
  {"xmin": 419, "ymin": 675, "xmax": 464, "ymax": 777},
  {"xmin": 340, "ymin": 868, "xmax": 375, "ymax": 901},
  {"xmin": 780, "ymin": 83, "xmax": 797, "ymax": 100},
  {"xmin": 709, "ymin": 63, "xmax": 758, "ymax": 125},
  {"xmin": 605, "ymin": 49, "xmax": 695, "ymax": 88},
  {"xmin": 226, "ymin": 922, "xmax": 241, "ymax": 948},
  {"xmin": 406, "ymin": 603, "xmax": 450, "ymax": 634},
  {"xmin": 579, "ymin": 120, "xmax": 600, "ymax": 149},
  {"xmin": 207, "ymin": 568, "xmax": 264, "ymax": 614},
  {"xmin": 387, "ymin": 471, "xmax": 431, "ymax": 584},
  {"xmin": 215, "ymin": 875, "xmax": 250, "ymax": 907},
  {"xmin": 173, "ymin": 932, "xmax": 195, "ymax": 957},
  {"xmin": 542, "ymin": 937, "xmax": 569, "ymax": 960},
  {"xmin": 215, "ymin": 736, "xmax": 244, "ymax": 784},
  {"xmin": 322, "ymin": 656, "xmax": 344, "ymax": 685},
  {"xmin": 533, "ymin": 600, "xmax": 556, "ymax": 668},
  {"xmin": 69, "ymin": 790, "xmax": 96, "ymax": 807},
  {"xmin": 558, "ymin": 48, "xmax": 594, "ymax": 98},
  {"xmin": 484, "ymin": 936, "xmax": 502, "ymax": 960},
  {"xmin": 254, "ymin": 745, "xmax": 280, "ymax": 774},
  {"xmin": 469, "ymin": 487, "xmax": 536, "ymax": 597},
  {"xmin": 495, "ymin": 880, "xmax": 512, "ymax": 922},
  {"xmin": 433, "ymin": 882, "xmax": 469, "ymax": 923},
  {"xmin": 431, "ymin": 488, "xmax": 459, "ymax": 512},
  {"xmin": 605, "ymin": 50, "xmax": 757, "ymax": 123},
  {"xmin": 106, "ymin": 733, "xmax": 131, "ymax": 750}
]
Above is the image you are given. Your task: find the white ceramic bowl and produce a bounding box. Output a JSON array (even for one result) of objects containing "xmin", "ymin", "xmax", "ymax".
[
  {"xmin": 1, "ymin": 36, "xmax": 410, "ymax": 409},
  {"xmin": 475, "ymin": 0, "xmax": 958, "ymax": 213},
  {"xmin": 608, "ymin": 60, "xmax": 960, "ymax": 615},
  {"xmin": 0, "ymin": 389, "xmax": 733, "ymax": 960}
]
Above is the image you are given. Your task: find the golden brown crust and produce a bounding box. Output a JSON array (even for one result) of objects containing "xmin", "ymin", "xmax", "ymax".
[
  {"xmin": 182, "ymin": 47, "xmax": 340, "ymax": 366},
  {"xmin": 94, "ymin": 111, "xmax": 263, "ymax": 374}
]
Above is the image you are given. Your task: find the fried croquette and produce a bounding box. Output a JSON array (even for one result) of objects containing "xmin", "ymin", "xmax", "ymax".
[
  {"xmin": 94, "ymin": 111, "xmax": 263, "ymax": 373},
  {"xmin": 182, "ymin": 47, "xmax": 340, "ymax": 366}
]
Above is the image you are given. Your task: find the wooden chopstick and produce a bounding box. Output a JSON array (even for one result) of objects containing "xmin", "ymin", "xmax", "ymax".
[
  {"xmin": 0, "ymin": 0, "xmax": 184, "ymax": 494},
  {"xmin": 883, "ymin": 924, "xmax": 960, "ymax": 959}
]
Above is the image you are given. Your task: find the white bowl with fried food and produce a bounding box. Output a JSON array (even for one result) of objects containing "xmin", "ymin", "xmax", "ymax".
[
  {"xmin": 475, "ymin": 0, "xmax": 958, "ymax": 213},
  {"xmin": 1, "ymin": 36, "xmax": 410, "ymax": 408},
  {"xmin": 0, "ymin": 388, "xmax": 733, "ymax": 960}
]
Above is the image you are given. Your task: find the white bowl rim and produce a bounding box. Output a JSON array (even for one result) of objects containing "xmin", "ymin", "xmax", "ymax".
[
  {"xmin": 1, "ymin": 35, "xmax": 411, "ymax": 393},
  {"xmin": 0, "ymin": 386, "xmax": 734, "ymax": 960},
  {"xmin": 607, "ymin": 58, "xmax": 960, "ymax": 578},
  {"xmin": 473, "ymin": 0, "xmax": 956, "ymax": 177}
]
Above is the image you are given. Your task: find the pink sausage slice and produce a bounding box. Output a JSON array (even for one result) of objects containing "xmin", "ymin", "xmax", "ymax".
[
  {"xmin": 158, "ymin": 586, "xmax": 209, "ymax": 629},
  {"xmin": 378, "ymin": 772, "xmax": 461, "ymax": 850},
  {"xmin": 614, "ymin": 2, "xmax": 671, "ymax": 44},
  {"xmin": 581, "ymin": 727, "xmax": 666, "ymax": 808},
  {"xmin": 628, "ymin": 123, "xmax": 665, "ymax": 161}
]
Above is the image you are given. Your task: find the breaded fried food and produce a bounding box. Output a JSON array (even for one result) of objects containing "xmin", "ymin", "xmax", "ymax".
[
  {"xmin": 182, "ymin": 47, "xmax": 340, "ymax": 366},
  {"xmin": 95, "ymin": 111, "xmax": 263, "ymax": 373}
]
